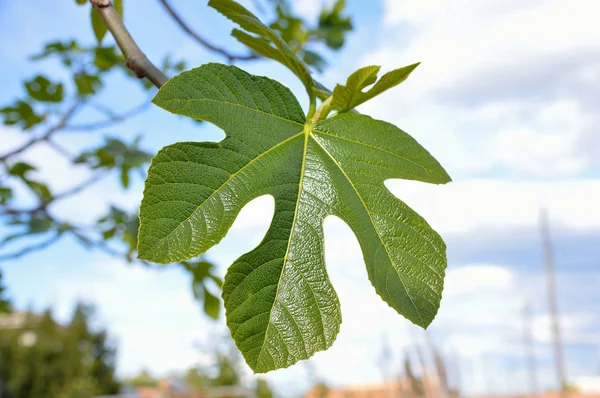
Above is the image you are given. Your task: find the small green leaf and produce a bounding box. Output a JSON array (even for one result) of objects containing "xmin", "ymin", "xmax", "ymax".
[
  {"xmin": 75, "ymin": 0, "xmax": 87, "ymax": 5},
  {"xmin": 114, "ymin": 0, "xmax": 123, "ymax": 17},
  {"xmin": 331, "ymin": 63, "xmax": 420, "ymax": 113},
  {"xmin": 203, "ymin": 287, "xmax": 221, "ymax": 320},
  {"xmin": 0, "ymin": 101, "xmax": 44, "ymax": 130},
  {"xmin": 94, "ymin": 46, "xmax": 123, "ymax": 71},
  {"xmin": 139, "ymin": 64, "xmax": 450, "ymax": 373},
  {"xmin": 25, "ymin": 75, "xmax": 64, "ymax": 103},
  {"xmin": 208, "ymin": 0, "xmax": 314, "ymax": 100},
  {"xmin": 74, "ymin": 72, "xmax": 102, "ymax": 95},
  {"xmin": 91, "ymin": 7, "xmax": 107, "ymax": 44},
  {"xmin": 315, "ymin": 0, "xmax": 353, "ymax": 50},
  {"xmin": 120, "ymin": 167, "xmax": 130, "ymax": 188},
  {"xmin": 90, "ymin": 0, "xmax": 122, "ymax": 43},
  {"xmin": 0, "ymin": 187, "xmax": 12, "ymax": 205},
  {"xmin": 8, "ymin": 162, "xmax": 36, "ymax": 178}
]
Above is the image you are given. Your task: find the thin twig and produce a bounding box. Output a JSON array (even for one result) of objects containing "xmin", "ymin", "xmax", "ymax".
[
  {"xmin": 70, "ymin": 228, "xmax": 126, "ymax": 258},
  {"xmin": 0, "ymin": 234, "xmax": 61, "ymax": 261},
  {"xmin": 64, "ymin": 99, "xmax": 151, "ymax": 131},
  {"xmin": 91, "ymin": 0, "xmax": 168, "ymax": 88},
  {"xmin": 52, "ymin": 173, "xmax": 108, "ymax": 201},
  {"xmin": 157, "ymin": 0, "xmax": 258, "ymax": 62},
  {"xmin": 0, "ymin": 173, "xmax": 107, "ymax": 217},
  {"xmin": 46, "ymin": 139, "xmax": 76, "ymax": 159},
  {"xmin": 0, "ymin": 102, "xmax": 81, "ymax": 163}
]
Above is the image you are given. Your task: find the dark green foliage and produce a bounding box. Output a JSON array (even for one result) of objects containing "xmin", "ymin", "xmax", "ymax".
[
  {"xmin": 0, "ymin": 271, "xmax": 11, "ymax": 313},
  {"xmin": 316, "ymin": 0, "xmax": 352, "ymax": 50},
  {"xmin": 0, "ymin": 303, "xmax": 120, "ymax": 398}
]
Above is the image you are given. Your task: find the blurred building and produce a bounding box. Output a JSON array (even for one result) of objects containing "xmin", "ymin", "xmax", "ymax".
[
  {"xmin": 304, "ymin": 377, "xmax": 448, "ymax": 398},
  {"xmin": 95, "ymin": 379, "xmax": 257, "ymax": 398}
]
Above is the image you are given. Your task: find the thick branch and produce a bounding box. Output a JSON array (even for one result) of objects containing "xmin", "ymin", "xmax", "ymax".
[
  {"xmin": 91, "ymin": 0, "xmax": 168, "ymax": 88},
  {"xmin": 157, "ymin": 0, "xmax": 258, "ymax": 62}
]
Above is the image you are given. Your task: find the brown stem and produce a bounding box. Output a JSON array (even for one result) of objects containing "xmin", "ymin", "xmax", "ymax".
[{"xmin": 91, "ymin": 0, "xmax": 168, "ymax": 88}]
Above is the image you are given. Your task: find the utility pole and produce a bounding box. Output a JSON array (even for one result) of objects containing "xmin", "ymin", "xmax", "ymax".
[
  {"xmin": 522, "ymin": 303, "xmax": 538, "ymax": 396},
  {"xmin": 540, "ymin": 209, "xmax": 567, "ymax": 397}
]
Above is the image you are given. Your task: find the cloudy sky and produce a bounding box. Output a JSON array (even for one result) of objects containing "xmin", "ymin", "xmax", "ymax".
[{"xmin": 1, "ymin": 0, "xmax": 599, "ymax": 396}]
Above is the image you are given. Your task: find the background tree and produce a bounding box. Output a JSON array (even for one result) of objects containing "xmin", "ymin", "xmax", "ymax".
[
  {"xmin": 255, "ymin": 378, "xmax": 274, "ymax": 398},
  {"xmin": 0, "ymin": 302, "xmax": 120, "ymax": 398},
  {"xmin": 124, "ymin": 369, "xmax": 159, "ymax": 388},
  {"xmin": 0, "ymin": 271, "xmax": 10, "ymax": 313}
]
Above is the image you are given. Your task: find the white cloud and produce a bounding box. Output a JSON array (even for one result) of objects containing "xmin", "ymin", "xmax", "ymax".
[
  {"xmin": 386, "ymin": 179, "xmax": 600, "ymax": 236},
  {"xmin": 364, "ymin": 0, "xmax": 600, "ymax": 178},
  {"xmin": 221, "ymin": 178, "xmax": 600, "ymax": 240},
  {"xmin": 444, "ymin": 264, "xmax": 513, "ymax": 297}
]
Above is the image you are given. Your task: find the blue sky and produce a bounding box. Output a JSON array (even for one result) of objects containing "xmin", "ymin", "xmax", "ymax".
[{"xmin": 1, "ymin": 0, "xmax": 600, "ymax": 396}]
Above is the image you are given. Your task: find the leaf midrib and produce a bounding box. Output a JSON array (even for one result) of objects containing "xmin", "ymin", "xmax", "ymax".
[{"xmin": 255, "ymin": 122, "xmax": 312, "ymax": 370}]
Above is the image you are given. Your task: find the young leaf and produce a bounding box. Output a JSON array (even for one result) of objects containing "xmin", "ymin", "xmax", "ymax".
[
  {"xmin": 208, "ymin": 0, "xmax": 314, "ymax": 101},
  {"xmin": 138, "ymin": 63, "xmax": 450, "ymax": 373},
  {"xmin": 91, "ymin": 7, "xmax": 108, "ymax": 44},
  {"xmin": 331, "ymin": 63, "xmax": 420, "ymax": 113},
  {"xmin": 91, "ymin": 0, "xmax": 122, "ymax": 44}
]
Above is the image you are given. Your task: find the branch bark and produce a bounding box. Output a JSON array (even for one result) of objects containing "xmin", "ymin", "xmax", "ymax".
[{"xmin": 90, "ymin": 0, "xmax": 168, "ymax": 88}]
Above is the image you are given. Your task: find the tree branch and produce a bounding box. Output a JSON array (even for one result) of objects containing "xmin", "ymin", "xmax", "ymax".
[
  {"xmin": 157, "ymin": 0, "xmax": 258, "ymax": 62},
  {"xmin": 0, "ymin": 233, "xmax": 61, "ymax": 261},
  {"xmin": 90, "ymin": 0, "xmax": 168, "ymax": 88},
  {"xmin": 0, "ymin": 102, "xmax": 81, "ymax": 163},
  {"xmin": 52, "ymin": 173, "xmax": 108, "ymax": 202},
  {"xmin": 64, "ymin": 99, "xmax": 151, "ymax": 131}
]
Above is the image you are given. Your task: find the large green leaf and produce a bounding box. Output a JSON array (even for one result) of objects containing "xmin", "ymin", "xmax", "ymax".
[
  {"xmin": 208, "ymin": 0, "xmax": 314, "ymax": 101},
  {"xmin": 331, "ymin": 63, "xmax": 420, "ymax": 113},
  {"xmin": 138, "ymin": 63, "xmax": 450, "ymax": 373}
]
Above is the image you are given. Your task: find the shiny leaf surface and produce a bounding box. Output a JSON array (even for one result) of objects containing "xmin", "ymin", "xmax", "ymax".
[{"xmin": 138, "ymin": 63, "xmax": 450, "ymax": 372}]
